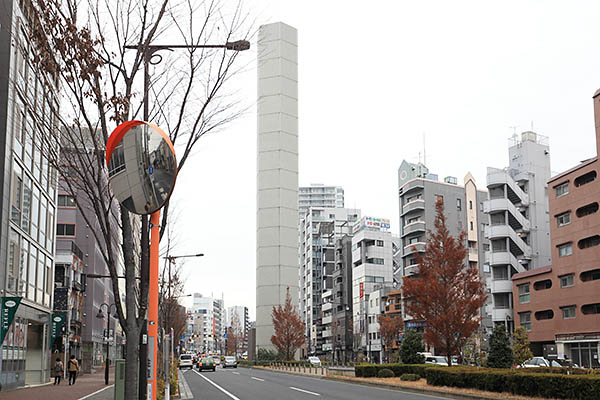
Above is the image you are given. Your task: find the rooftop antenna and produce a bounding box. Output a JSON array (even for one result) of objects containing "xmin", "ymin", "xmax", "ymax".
[
  {"xmin": 423, "ymin": 133, "xmax": 426, "ymax": 166},
  {"xmin": 531, "ymin": 120, "xmax": 534, "ymax": 131}
]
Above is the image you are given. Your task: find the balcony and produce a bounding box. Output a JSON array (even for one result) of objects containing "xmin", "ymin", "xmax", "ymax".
[
  {"xmin": 322, "ymin": 315, "xmax": 332, "ymax": 325},
  {"xmin": 404, "ymin": 264, "xmax": 419, "ymax": 276},
  {"xmin": 487, "ymin": 168, "xmax": 529, "ymax": 205},
  {"xmin": 402, "ymin": 199, "xmax": 425, "ymax": 216},
  {"xmin": 484, "ymin": 198, "xmax": 530, "ymax": 232},
  {"xmin": 401, "ymin": 179, "xmax": 425, "ymax": 194},
  {"xmin": 402, "ymin": 221, "xmax": 426, "ymax": 237},
  {"xmin": 322, "ymin": 302, "xmax": 333, "ymax": 312},
  {"xmin": 322, "ymin": 329, "xmax": 332, "ymax": 338},
  {"xmin": 404, "ymin": 242, "xmax": 426, "ymax": 255},
  {"xmin": 491, "ymin": 308, "xmax": 513, "ymax": 322},
  {"xmin": 488, "ymin": 279, "xmax": 513, "ymax": 294}
]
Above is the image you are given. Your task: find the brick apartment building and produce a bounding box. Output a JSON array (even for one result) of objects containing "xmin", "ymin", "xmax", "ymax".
[{"xmin": 512, "ymin": 89, "xmax": 600, "ymax": 368}]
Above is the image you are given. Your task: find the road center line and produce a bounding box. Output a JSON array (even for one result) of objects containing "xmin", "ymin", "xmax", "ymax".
[
  {"xmin": 251, "ymin": 377, "xmax": 264, "ymax": 382},
  {"xmin": 232, "ymin": 371, "xmax": 240, "ymax": 375},
  {"xmin": 193, "ymin": 369, "xmax": 241, "ymax": 400},
  {"xmin": 290, "ymin": 386, "xmax": 320, "ymax": 396}
]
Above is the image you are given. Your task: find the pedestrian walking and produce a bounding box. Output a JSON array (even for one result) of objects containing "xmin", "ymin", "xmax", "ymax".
[
  {"xmin": 68, "ymin": 355, "xmax": 79, "ymax": 385},
  {"xmin": 54, "ymin": 358, "xmax": 63, "ymax": 385}
]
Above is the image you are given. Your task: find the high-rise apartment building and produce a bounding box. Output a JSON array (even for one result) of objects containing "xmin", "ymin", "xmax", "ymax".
[
  {"xmin": 0, "ymin": 0, "xmax": 59, "ymax": 389},
  {"xmin": 512, "ymin": 91, "xmax": 600, "ymax": 368},
  {"xmin": 298, "ymin": 184, "xmax": 344, "ymax": 219},
  {"xmin": 226, "ymin": 305, "xmax": 249, "ymax": 352},
  {"xmin": 300, "ymin": 207, "xmax": 359, "ymax": 356},
  {"xmin": 351, "ymin": 216, "xmax": 395, "ymax": 362},
  {"xmin": 397, "ymin": 162, "xmax": 490, "ymax": 333},
  {"xmin": 256, "ymin": 21, "xmax": 299, "ymax": 353},
  {"xmin": 188, "ymin": 294, "xmax": 226, "ymax": 354},
  {"xmin": 484, "ymin": 131, "xmax": 551, "ymax": 332}
]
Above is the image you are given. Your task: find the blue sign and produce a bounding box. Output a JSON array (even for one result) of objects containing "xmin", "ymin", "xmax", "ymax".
[
  {"xmin": 148, "ymin": 165, "xmax": 154, "ymax": 175},
  {"xmin": 223, "ymin": 333, "xmax": 227, "ymax": 339}
]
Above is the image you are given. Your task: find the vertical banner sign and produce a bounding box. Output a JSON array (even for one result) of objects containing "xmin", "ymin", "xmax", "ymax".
[
  {"xmin": 50, "ymin": 313, "xmax": 66, "ymax": 348},
  {"xmin": 1, "ymin": 297, "xmax": 22, "ymax": 345},
  {"xmin": 359, "ymin": 282, "xmax": 364, "ymax": 298}
]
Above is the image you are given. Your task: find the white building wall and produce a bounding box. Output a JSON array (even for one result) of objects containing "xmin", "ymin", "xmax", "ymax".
[{"xmin": 256, "ymin": 22, "xmax": 299, "ymax": 352}]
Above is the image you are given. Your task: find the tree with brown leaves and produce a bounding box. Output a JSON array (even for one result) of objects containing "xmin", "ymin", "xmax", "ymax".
[
  {"xmin": 226, "ymin": 313, "xmax": 244, "ymax": 357},
  {"xmin": 271, "ymin": 288, "xmax": 305, "ymax": 360},
  {"xmin": 402, "ymin": 197, "xmax": 487, "ymax": 366},
  {"xmin": 378, "ymin": 314, "xmax": 404, "ymax": 363}
]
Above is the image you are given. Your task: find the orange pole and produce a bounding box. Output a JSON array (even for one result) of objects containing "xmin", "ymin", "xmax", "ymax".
[{"xmin": 148, "ymin": 210, "xmax": 160, "ymax": 399}]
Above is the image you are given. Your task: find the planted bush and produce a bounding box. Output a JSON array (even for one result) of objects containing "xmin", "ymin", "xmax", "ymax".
[
  {"xmin": 400, "ymin": 373, "xmax": 420, "ymax": 381},
  {"xmin": 378, "ymin": 368, "xmax": 394, "ymax": 378}
]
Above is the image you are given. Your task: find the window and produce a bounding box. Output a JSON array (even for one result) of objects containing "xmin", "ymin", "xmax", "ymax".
[
  {"xmin": 556, "ymin": 212, "xmax": 571, "ymax": 227},
  {"xmin": 479, "ymin": 202, "xmax": 484, "ymax": 212},
  {"xmin": 470, "ymin": 221, "xmax": 473, "ymax": 231},
  {"xmin": 574, "ymin": 170, "xmax": 596, "ymax": 187},
  {"xmin": 376, "ymin": 240, "xmax": 384, "ymax": 247},
  {"xmin": 456, "ymin": 199, "xmax": 462, "ymax": 211},
  {"xmin": 518, "ymin": 283, "xmax": 530, "ymax": 304},
  {"xmin": 561, "ymin": 306, "xmax": 576, "ymax": 319},
  {"xmin": 519, "ymin": 312, "xmax": 531, "ymax": 331},
  {"xmin": 554, "ymin": 182, "xmax": 569, "ymax": 197},
  {"xmin": 57, "ymin": 195, "xmax": 76, "ymax": 207},
  {"xmin": 533, "ymin": 279, "xmax": 552, "ymax": 290},
  {"xmin": 580, "ymin": 268, "xmax": 600, "ymax": 282},
  {"xmin": 56, "ymin": 223, "xmax": 75, "ymax": 236},
  {"xmin": 581, "ymin": 303, "xmax": 600, "ymax": 315},
  {"xmin": 408, "ymin": 237, "xmax": 420, "ymax": 245},
  {"xmin": 576, "ymin": 202, "xmax": 599, "ymax": 218},
  {"xmin": 560, "ymin": 274, "xmax": 574, "ymax": 288},
  {"xmin": 578, "ymin": 235, "xmax": 600, "ymax": 250},
  {"xmin": 469, "ymin": 200, "xmax": 473, "ymax": 210},
  {"xmin": 534, "ymin": 310, "xmax": 554, "ymax": 320},
  {"xmin": 493, "ymin": 293, "xmax": 510, "ymax": 309},
  {"xmin": 108, "ymin": 142, "xmax": 125, "ymax": 177},
  {"xmin": 557, "ymin": 242, "xmax": 572, "ymax": 257},
  {"xmin": 329, "ymin": 214, "xmax": 335, "ymax": 219}
]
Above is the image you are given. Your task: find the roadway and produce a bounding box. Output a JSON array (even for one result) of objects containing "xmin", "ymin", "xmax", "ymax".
[{"xmin": 181, "ymin": 365, "xmax": 455, "ymax": 400}]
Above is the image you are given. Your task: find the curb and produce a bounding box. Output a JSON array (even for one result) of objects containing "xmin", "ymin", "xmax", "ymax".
[{"xmin": 322, "ymin": 375, "xmax": 498, "ymax": 400}]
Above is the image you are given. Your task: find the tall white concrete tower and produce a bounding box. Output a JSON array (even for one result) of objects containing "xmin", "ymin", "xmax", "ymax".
[{"xmin": 256, "ymin": 22, "xmax": 299, "ymax": 352}]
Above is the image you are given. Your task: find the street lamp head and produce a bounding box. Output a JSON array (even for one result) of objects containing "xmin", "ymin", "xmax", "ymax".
[
  {"xmin": 226, "ymin": 40, "xmax": 250, "ymax": 51},
  {"xmin": 96, "ymin": 309, "xmax": 104, "ymax": 319}
]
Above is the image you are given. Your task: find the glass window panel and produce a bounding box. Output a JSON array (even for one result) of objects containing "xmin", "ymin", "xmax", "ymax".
[
  {"xmin": 37, "ymin": 252, "xmax": 44, "ymax": 289},
  {"xmin": 27, "ymin": 248, "xmax": 37, "ymax": 301},
  {"xmin": 30, "ymin": 186, "xmax": 39, "ymax": 241},
  {"xmin": 19, "ymin": 239, "xmax": 28, "ymax": 295},
  {"xmin": 39, "ymin": 196, "xmax": 47, "ymax": 245},
  {"xmin": 21, "ymin": 176, "xmax": 31, "ymax": 233},
  {"xmin": 7, "ymin": 229, "xmax": 20, "ymax": 292},
  {"xmin": 11, "ymin": 164, "xmax": 23, "ymax": 225},
  {"xmin": 46, "ymin": 205, "xmax": 54, "ymax": 251}
]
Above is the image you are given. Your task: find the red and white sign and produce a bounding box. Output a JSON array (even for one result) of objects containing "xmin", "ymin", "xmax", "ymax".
[{"xmin": 360, "ymin": 282, "xmax": 364, "ymax": 298}]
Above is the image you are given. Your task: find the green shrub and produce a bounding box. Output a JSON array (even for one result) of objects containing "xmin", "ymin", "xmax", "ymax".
[
  {"xmin": 377, "ymin": 368, "xmax": 394, "ymax": 378},
  {"xmin": 399, "ymin": 329, "xmax": 426, "ymax": 364},
  {"xmin": 400, "ymin": 373, "xmax": 420, "ymax": 381},
  {"xmin": 355, "ymin": 363, "xmax": 431, "ymax": 378},
  {"xmin": 425, "ymin": 367, "xmax": 600, "ymax": 399}
]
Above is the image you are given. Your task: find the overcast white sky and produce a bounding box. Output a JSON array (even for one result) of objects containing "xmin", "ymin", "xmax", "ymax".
[{"xmin": 171, "ymin": 1, "xmax": 600, "ymax": 319}]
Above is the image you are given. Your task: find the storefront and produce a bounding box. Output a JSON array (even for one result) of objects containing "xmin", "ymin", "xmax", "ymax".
[
  {"xmin": 0, "ymin": 302, "xmax": 51, "ymax": 391},
  {"xmin": 556, "ymin": 333, "xmax": 600, "ymax": 369}
]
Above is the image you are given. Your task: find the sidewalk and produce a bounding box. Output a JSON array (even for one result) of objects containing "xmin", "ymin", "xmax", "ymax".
[{"xmin": 0, "ymin": 367, "xmax": 115, "ymax": 400}]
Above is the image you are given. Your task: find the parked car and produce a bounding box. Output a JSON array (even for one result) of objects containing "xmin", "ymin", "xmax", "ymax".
[
  {"xmin": 308, "ymin": 356, "xmax": 322, "ymax": 366},
  {"xmin": 425, "ymin": 356, "xmax": 450, "ymax": 366},
  {"xmin": 179, "ymin": 354, "xmax": 194, "ymax": 370},
  {"xmin": 517, "ymin": 357, "xmax": 563, "ymax": 368},
  {"xmin": 223, "ymin": 356, "xmax": 238, "ymax": 368},
  {"xmin": 198, "ymin": 356, "xmax": 216, "ymax": 371}
]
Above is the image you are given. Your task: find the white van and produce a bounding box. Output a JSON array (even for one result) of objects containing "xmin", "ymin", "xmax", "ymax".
[{"xmin": 179, "ymin": 354, "xmax": 194, "ymax": 370}]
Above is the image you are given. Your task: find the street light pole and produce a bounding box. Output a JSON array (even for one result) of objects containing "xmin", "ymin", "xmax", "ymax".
[
  {"xmin": 124, "ymin": 38, "xmax": 249, "ymax": 400},
  {"xmin": 97, "ymin": 303, "xmax": 116, "ymax": 385}
]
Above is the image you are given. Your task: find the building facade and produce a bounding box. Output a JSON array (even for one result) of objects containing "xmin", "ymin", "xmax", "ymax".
[
  {"xmin": 485, "ymin": 131, "xmax": 551, "ymax": 332},
  {"xmin": 256, "ymin": 21, "xmax": 299, "ymax": 353},
  {"xmin": 298, "ymin": 184, "xmax": 344, "ymax": 219},
  {"xmin": 351, "ymin": 216, "xmax": 394, "ymax": 362},
  {"xmin": 226, "ymin": 305, "xmax": 249, "ymax": 353},
  {"xmin": 300, "ymin": 207, "xmax": 359, "ymax": 356},
  {"xmin": 0, "ymin": 0, "xmax": 59, "ymax": 389},
  {"xmin": 397, "ymin": 162, "xmax": 491, "ymax": 335},
  {"xmin": 188, "ymin": 294, "xmax": 226, "ymax": 354},
  {"xmin": 512, "ymin": 90, "xmax": 600, "ymax": 368}
]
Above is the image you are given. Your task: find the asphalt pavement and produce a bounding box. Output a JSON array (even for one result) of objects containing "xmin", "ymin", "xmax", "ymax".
[{"xmin": 181, "ymin": 365, "xmax": 454, "ymax": 400}]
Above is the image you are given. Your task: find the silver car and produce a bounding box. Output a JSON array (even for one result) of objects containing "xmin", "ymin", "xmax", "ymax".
[{"xmin": 223, "ymin": 356, "xmax": 237, "ymax": 368}]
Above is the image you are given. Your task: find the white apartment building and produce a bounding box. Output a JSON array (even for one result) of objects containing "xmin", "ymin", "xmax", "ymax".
[
  {"xmin": 299, "ymin": 184, "xmax": 344, "ymax": 219},
  {"xmin": 484, "ymin": 131, "xmax": 551, "ymax": 332},
  {"xmin": 299, "ymin": 207, "xmax": 359, "ymax": 355},
  {"xmin": 189, "ymin": 293, "xmax": 226, "ymax": 354},
  {"xmin": 351, "ymin": 217, "xmax": 394, "ymax": 361},
  {"xmin": 226, "ymin": 306, "xmax": 250, "ymax": 352}
]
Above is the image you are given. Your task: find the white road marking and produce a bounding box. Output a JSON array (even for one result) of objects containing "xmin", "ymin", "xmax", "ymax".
[
  {"xmin": 232, "ymin": 371, "xmax": 240, "ymax": 375},
  {"xmin": 193, "ymin": 369, "xmax": 241, "ymax": 400},
  {"xmin": 290, "ymin": 386, "xmax": 321, "ymax": 396},
  {"xmin": 77, "ymin": 385, "xmax": 114, "ymax": 400},
  {"xmin": 251, "ymin": 377, "xmax": 264, "ymax": 382}
]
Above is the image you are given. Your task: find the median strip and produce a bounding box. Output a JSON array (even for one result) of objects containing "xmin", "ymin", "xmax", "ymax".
[
  {"xmin": 193, "ymin": 370, "xmax": 241, "ymax": 400},
  {"xmin": 290, "ymin": 386, "xmax": 320, "ymax": 396}
]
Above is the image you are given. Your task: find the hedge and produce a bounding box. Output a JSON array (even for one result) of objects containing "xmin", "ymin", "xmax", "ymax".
[
  {"xmin": 425, "ymin": 367, "xmax": 600, "ymax": 400},
  {"xmin": 355, "ymin": 363, "xmax": 429, "ymax": 378}
]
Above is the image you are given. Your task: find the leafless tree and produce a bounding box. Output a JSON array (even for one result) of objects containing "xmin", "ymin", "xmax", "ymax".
[{"xmin": 16, "ymin": 0, "xmax": 253, "ymax": 397}]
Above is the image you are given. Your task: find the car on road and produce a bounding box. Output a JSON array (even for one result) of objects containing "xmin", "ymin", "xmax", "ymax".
[
  {"xmin": 213, "ymin": 356, "xmax": 221, "ymax": 365},
  {"xmin": 179, "ymin": 354, "xmax": 194, "ymax": 370},
  {"xmin": 425, "ymin": 356, "xmax": 451, "ymax": 366},
  {"xmin": 517, "ymin": 357, "xmax": 565, "ymax": 368},
  {"xmin": 198, "ymin": 356, "xmax": 216, "ymax": 371},
  {"xmin": 223, "ymin": 356, "xmax": 238, "ymax": 368},
  {"xmin": 308, "ymin": 356, "xmax": 321, "ymax": 366}
]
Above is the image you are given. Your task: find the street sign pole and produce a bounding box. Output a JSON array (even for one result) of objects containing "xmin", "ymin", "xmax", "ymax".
[{"xmin": 147, "ymin": 210, "xmax": 160, "ymax": 399}]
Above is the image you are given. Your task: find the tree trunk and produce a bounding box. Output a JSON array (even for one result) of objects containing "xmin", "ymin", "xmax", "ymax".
[{"xmin": 125, "ymin": 325, "xmax": 140, "ymax": 400}]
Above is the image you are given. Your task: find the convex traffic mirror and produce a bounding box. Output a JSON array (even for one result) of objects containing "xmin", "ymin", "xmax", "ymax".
[{"xmin": 106, "ymin": 121, "xmax": 177, "ymax": 215}]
